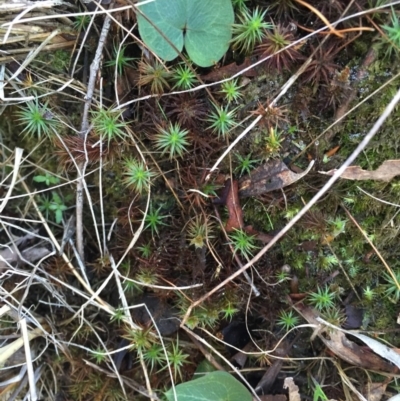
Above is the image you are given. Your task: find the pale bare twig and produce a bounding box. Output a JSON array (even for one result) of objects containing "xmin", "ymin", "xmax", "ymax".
[{"xmin": 76, "ymin": 2, "xmax": 113, "ymax": 261}]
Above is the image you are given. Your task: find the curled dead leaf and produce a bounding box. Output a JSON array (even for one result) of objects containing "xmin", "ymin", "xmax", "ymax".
[
  {"xmin": 320, "ymin": 160, "xmax": 400, "ymax": 182},
  {"xmin": 293, "ymin": 302, "xmax": 399, "ymax": 374},
  {"xmin": 239, "ymin": 160, "xmax": 314, "ymax": 197}
]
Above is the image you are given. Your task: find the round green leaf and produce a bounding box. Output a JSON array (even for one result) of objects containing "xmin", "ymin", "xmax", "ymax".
[
  {"xmin": 165, "ymin": 371, "xmax": 252, "ymax": 401},
  {"xmin": 137, "ymin": 0, "xmax": 234, "ymax": 67}
]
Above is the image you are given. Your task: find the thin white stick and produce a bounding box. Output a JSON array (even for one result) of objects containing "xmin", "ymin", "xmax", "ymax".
[
  {"xmin": 0, "ymin": 148, "xmax": 23, "ymax": 213},
  {"xmin": 19, "ymin": 318, "xmax": 37, "ymax": 401}
]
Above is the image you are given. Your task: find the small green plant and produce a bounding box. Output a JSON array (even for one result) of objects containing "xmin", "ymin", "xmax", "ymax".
[
  {"xmin": 308, "ymin": 286, "xmax": 336, "ymax": 311},
  {"xmin": 383, "ymin": 270, "xmax": 400, "ymax": 303},
  {"xmin": 172, "ymin": 63, "xmax": 198, "ymax": 89},
  {"xmin": 234, "ymin": 153, "xmax": 260, "ymax": 176},
  {"xmin": 92, "ymin": 347, "xmax": 107, "ymax": 365},
  {"xmin": 231, "ymin": 7, "xmax": 273, "ymax": 54},
  {"xmin": 155, "ymin": 122, "xmax": 190, "ymax": 159},
  {"xmin": 380, "ymin": 7, "xmax": 400, "ymax": 58},
  {"xmin": 327, "ymin": 217, "xmax": 347, "ymax": 237},
  {"xmin": 220, "ymin": 301, "xmax": 238, "ymax": 321},
  {"xmin": 144, "ymin": 205, "xmax": 169, "ymax": 235},
  {"xmin": 207, "ymin": 104, "xmax": 237, "ymax": 138},
  {"xmin": 16, "ymin": 100, "xmax": 60, "ymax": 139},
  {"xmin": 72, "ymin": 14, "xmax": 91, "ymax": 31},
  {"xmin": 323, "ymin": 307, "xmax": 345, "ymax": 326},
  {"xmin": 49, "ymin": 192, "xmax": 68, "ymax": 224},
  {"xmin": 220, "ymin": 79, "xmax": 243, "ymax": 103},
  {"xmin": 363, "ymin": 285, "xmax": 376, "ymax": 301},
  {"xmin": 110, "ymin": 307, "xmax": 125, "ymax": 326},
  {"xmin": 135, "ymin": 268, "xmax": 159, "ymax": 286},
  {"xmin": 91, "ymin": 107, "xmax": 129, "ymax": 147},
  {"xmin": 265, "ymin": 126, "xmax": 284, "ymax": 155},
  {"xmin": 38, "ymin": 195, "xmax": 53, "ymax": 221},
  {"xmin": 142, "ymin": 343, "xmax": 165, "ymax": 372},
  {"xmin": 277, "ymin": 310, "xmax": 299, "ymax": 331},
  {"xmin": 39, "ymin": 192, "xmax": 67, "ymax": 223},
  {"xmin": 123, "ymin": 158, "xmax": 155, "ymax": 194},
  {"xmin": 187, "ymin": 216, "xmax": 214, "ymax": 249},
  {"xmin": 105, "ymin": 44, "xmax": 136, "ymax": 76},
  {"xmin": 33, "ymin": 173, "xmax": 60, "ymax": 186},
  {"xmin": 232, "ymin": 0, "xmax": 249, "ymax": 12},
  {"xmin": 138, "ymin": 59, "xmax": 171, "ymax": 94},
  {"xmin": 137, "ymin": 242, "xmax": 152, "ymax": 258},
  {"xmin": 123, "ymin": 279, "xmax": 139, "ymax": 296},
  {"xmin": 137, "ymin": 0, "xmax": 234, "ymax": 67},
  {"xmin": 318, "ymin": 254, "xmax": 338, "ymax": 270},
  {"xmin": 163, "ymin": 339, "xmax": 190, "ymax": 381},
  {"xmin": 125, "ymin": 327, "xmax": 154, "ymax": 353},
  {"xmin": 229, "ymin": 229, "xmax": 259, "ymax": 259},
  {"xmin": 194, "ymin": 305, "xmax": 220, "ymax": 328},
  {"xmin": 275, "ymin": 270, "xmax": 290, "ymax": 282}
]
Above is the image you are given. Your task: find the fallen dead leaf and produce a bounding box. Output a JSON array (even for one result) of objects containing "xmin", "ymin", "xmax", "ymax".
[
  {"xmin": 239, "ymin": 160, "xmax": 314, "ymax": 197},
  {"xmin": 320, "ymin": 160, "xmax": 400, "ymax": 182},
  {"xmin": 365, "ymin": 381, "xmax": 390, "ymax": 401},
  {"xmin": 283, "ymin": 378, "xmax": 300, "ymax": 401},
  {"xmin": 224, "ymin": 179, "xmax": 244, "ymax": 232},
  {"xmin": 293, "ymin": 302, "xmax": 399, "ymax": 374}
]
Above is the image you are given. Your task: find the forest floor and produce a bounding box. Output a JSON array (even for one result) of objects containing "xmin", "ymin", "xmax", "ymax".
[{"xmin": 1, "ymin": 0, "xmax": 400, "ymax": 400}]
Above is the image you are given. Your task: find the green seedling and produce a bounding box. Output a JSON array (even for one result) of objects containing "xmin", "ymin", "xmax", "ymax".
[
  {"xmin": 265, "ymin": 126, "xmax": 284, "ymax": 154},
  {"xmin": 383, "ymin": 270, "xmax": 400, "ymax": 303},
  {"xmin": 229, "ymin": 229, "xmax": 259, "ymax": 259},
  {"xmin": 144, "ymin": 205, "xmax": 169, "ymax": 236},
  {"xmin": 220, "ymin": 79, "xmax": 243, "ymax": 103},
  {"xmin": 380, "ymin": 7, "xmax": 400, "ymax": 58},
  {"xmin": 137, "ymin": 0, "xmax": 234, "ymax": 67},
  {"xmin": 277, "ymin": 310, "xmax": 299, "ymax": 331},
  {"xmin": 39, "ymin": 192, "xmax": 67, "ymax": 224},
  {"xmin": 155, "ymin": 122, "xmax": 190, "ymax": 159},
  {"xmin": 135, "ymin": 268, "xmax": 159, "ymax": 286},
  {"xmin": 125, "ymin": 327, "xmax": 154, "ymax": 353},
  {"xmin": 138, "ymin": 59, "xmax": 171, "ymax": 94},
  {"xmin": 91, "ymin": 107, "xmax": 129, "ymax": 147},
  {"xmin": 143, "ymin": 343, "xmax": 165, "ymax": 372},
  {"xmin": 105, "ymin": 44, "xmax": 136, "ymax": 76},
  {"xmin": 123, "ymin": 158, "xmax": 155, "ymax": 194},
  {"xmin": 172, "ymin": 63, "xmax": 198, "ymax": 89},
  {"xmin": 363, "ymin": 286, "xmax": 375, "ymax": 301},
  {"xmin": 162, "ymin": 339, "xmax": 190, "ymax": 381},
  {"xmin": 323, "ymin": 307, "xmax": 345, "ymax": 326},
  {"xmin": 92, "ymin": 347, "xmax": 107, "ymax": 365},
  {"xmin": 220, "ymin": 301, "xmax": 238, "ymax": 321},
  {"xmin": 308, "ymin": 286, "xmax": 336, "ymax": 311},
  {"xmin": 187, "ymin": 216, "xmax": 214, "ymax": 249},
  {"xmin": 16, "ymin": 100, "xmax": 60, "ymax": 140},
  {"xmin": 232, "ymin": 0, "xmax": 250, "ymax": 12},
  {"xmin": 73, "ymin": 15, "xmax": 91, "ymax": 31},
  {"xmin": 207, "ymin": 104, "xmax": 237, "ymax": 138},
  {"xmin": 33, "ymin": 173, "xmax": 60, "ymax": 186},
  {"xmin": 234, "ymin": 153, "xmax": 260, "ymax": 176},
  {"xmin": 231, "ymin": 7, "xmax": 273, "ymax": 54},
  {"xmin": 137, "ymin": 242, "xmax": 152, "ymax": 258},
  {"xmin": 110, "ymin": 307, "xmax": 125, "ymax": 326}
]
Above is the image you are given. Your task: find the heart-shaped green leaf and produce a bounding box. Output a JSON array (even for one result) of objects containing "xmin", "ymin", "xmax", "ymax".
[
  {"xmin": 137, "ymin": 0, "xmax": 234, "ymax": 67},
  {"xmin": 164, "ymin": 371, "xmax": 252, "ymax": 401}
]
